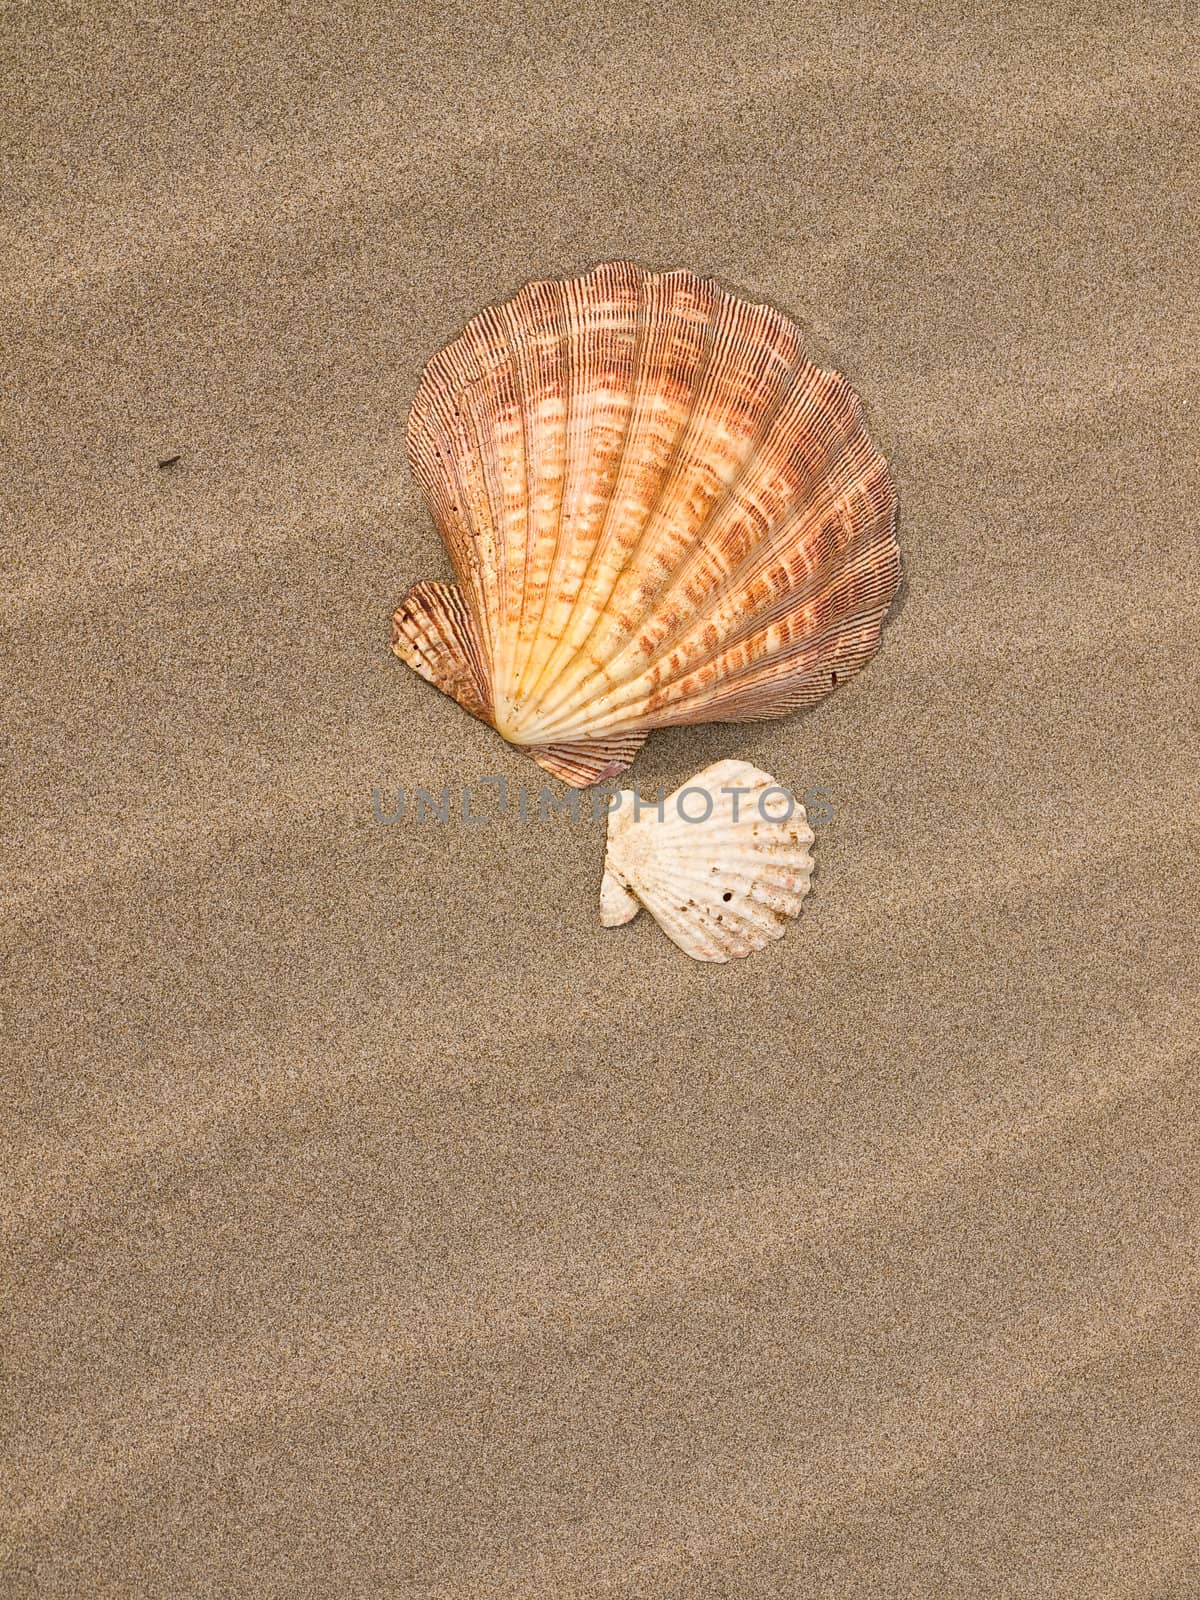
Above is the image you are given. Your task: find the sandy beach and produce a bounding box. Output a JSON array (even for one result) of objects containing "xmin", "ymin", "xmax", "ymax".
[{"xmin": 3, "ymin": 1, "xmax": 1198, "ymax": 1594}]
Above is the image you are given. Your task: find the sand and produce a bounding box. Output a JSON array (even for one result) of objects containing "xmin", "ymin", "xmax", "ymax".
[{"xmin": 3, "ymin": 0, "xmax": 1198, "ymax": 1594}]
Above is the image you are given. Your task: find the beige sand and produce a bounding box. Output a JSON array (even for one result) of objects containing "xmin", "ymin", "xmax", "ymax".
[{"xmin": 3, "ymin": 2, "xmax": 1198, "ymax": 1594}]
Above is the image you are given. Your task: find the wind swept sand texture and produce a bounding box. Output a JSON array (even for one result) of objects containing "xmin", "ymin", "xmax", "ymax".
[{"xmin": 3, "ymin": 1, "xmax": 1198, "ymax": 1595}]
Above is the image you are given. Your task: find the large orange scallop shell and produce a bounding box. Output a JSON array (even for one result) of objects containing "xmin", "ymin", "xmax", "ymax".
[{"xmin": 392, "ymin": 263, "xmax": 899, "ymax": 786}]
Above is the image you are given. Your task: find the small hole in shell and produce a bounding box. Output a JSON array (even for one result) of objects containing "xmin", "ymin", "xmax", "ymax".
[
  {"xmin": 831, "ymin": 671, "xmax": 838, "ymax": 685},
  {"xmin": 722, "ymin": 891, "xmax": 733, "ymax": 902}
]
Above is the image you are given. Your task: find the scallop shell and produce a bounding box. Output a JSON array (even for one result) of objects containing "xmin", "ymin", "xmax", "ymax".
[
  {"xmin": 393, "ymin": 262, "xmax": 899, "ymax": 786},
  {"xmin": 599, "ymin": 759, "xmax": 815, "ymax": 962}
]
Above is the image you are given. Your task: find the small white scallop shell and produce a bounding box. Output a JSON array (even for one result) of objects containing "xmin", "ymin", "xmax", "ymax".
[{"xmin": 598, "ymin": 758, "xmax": 815, "ymax": 962}]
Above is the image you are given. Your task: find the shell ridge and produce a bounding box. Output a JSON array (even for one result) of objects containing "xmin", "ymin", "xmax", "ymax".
[
  {"xmin": 457, "ymin": 343, "xmax": 508, "ymax": 677},
  {"xmin": 515, "ymin": 265, "xmax": 644, "ymax": 707},
  {"xmin": 564, "ymin": 594, "xmax": 891, "ymax": 737},
  {"xmin": 526, "ymin": 728, "xmax": 648, "ymax": 786},
  {"xmin": 410, "ymin": 327, "xmax": 507, "ymax": 680},
  {"xmin": 522, "ymin": 271, "xmax": 731, "ymax": 720},
  {"xmin": 599, "ymin": 864, "xmax": 640, "ymax": 926},
  {"xmin": 390, "ymin": 579, "xmax": 491, "ymax": 722},
  {"xmin": 487, "ymin": 299, "xmax": 534, "ymax": 701},
  {"xmin": 635, "ymin": 878, "xmax": 776, "ymax": 960},
  {"xmin": 640, "ymin": 854, "xmax": 813, "ymax": 916},
  {"xmin": 502, "ymin": 281, "xmax": 557, "ymax": 703},
  {"xmin": 513, "ymin": 270, "xmax": 591, "ymax": 700},
  {"xmin": 664, "ymin": 545, "xmax": 901, "ymax": 726},
  {"xmin": 625, "ymin": 853, "xmax": 803, "ymax": 958},
  {"xmin": 596, "ymin": 365, "xmax": 864, "ymax": 689},
  {"xmin": 516, "ymin": 266, "xmax": 703, "ymax": 711},
  {"xmin": 508, "ymin": 275, "xmax": 589, "ymax": 703},
  {"xmin": 406, "ymin": 399, "xmax": 497, "ymax": 677},
  {"xmin": 657, "ymin": 502, "xmax": 899, "ymax": 724},
  {"xmin": 529, "ymin": 332, "xmax": 808, "ymax": 729},
  {"xmin": 642, "ymin": 822, "xmax": 815, "ymax": 881},
  {"xmin": 527, "ymin": 295, "xmax": 805, "ymax": 728},
  {"xmin": 499, "ymin": 278, "xmax": 571, "ymax": 703},
  {"xmin": 651, "ymin": 824, "xmax": 815, "ymax": 867},
  {"xmin": 472, "ymin": 304, "xmax": 523, "ymax": 695},
  {"xmin": 528, "ymin": 377, "xmax": 890, "ymax": 741},
  {"xmin": 632, "ymin": 892, "xmax": 730, "ymax": 962},
  {"xmin": 633, "ymin": 851, "xmax": 812, "ymax": 908},
  {"xmin": 532, "ymin": 443, "xmax": 897, "ymax": 740},
  {"xmin": 510, "ymin": 263, "xmax": 650, "ymax": 708}
]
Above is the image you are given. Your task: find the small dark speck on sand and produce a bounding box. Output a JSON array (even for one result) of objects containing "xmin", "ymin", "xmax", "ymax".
[{"xmin": 157, "ymin": 453, "xmax": 183, "ymax": 469}]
